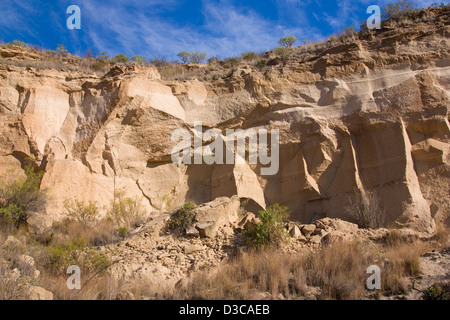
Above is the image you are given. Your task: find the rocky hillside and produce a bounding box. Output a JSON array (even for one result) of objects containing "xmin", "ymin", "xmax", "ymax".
[{"xmin": 0, "ymin": 7, "xmax": 449, "ymax": 235}]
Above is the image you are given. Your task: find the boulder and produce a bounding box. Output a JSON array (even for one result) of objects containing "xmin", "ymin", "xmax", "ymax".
[
  {"xmin": 192, "ymin": 196, "xmax": 241, "ymax": 238},
  {"xmin": 289, "ymin": 225, "xmax": 303, "ymax": 239},
  {"xmin": 237, "ymin": 213, "xmax": 261, "ymax": 232},
  {"xmin": 301, "ymin": 224, "xmax": 317, "ymax": 237},
  {"xmin": 328, "ymin": 219, "xmax": 359, "ymax": 233},
  {"xmin": 322, "ymin": 232, "xmax": 345, "ymax": 246},
  {"xmin": 315, "ymin": 218, "xmax": 332, "ymax": 230},
  {"xmin": 310, "ymin": 235, "xmax": 323, "ymax": 245},
  {"xmin": 183, "ymin": 244, "xmax": 204, "ymax": 254},
  {"xmin": 116, "ymin": 290, "xmax": 135, "ymax": 300},
  {"xmin": 185, "ymin": 227, "xmax": 200, "ymax": 238},
  {"xmin": 27, "ymin": 212, "xmax": 53, "ymax": 236},
  {"xmin": 2, "ymin": 236, "xmax": 22, "ymax": 250},
  {"xmin": 17, "ymin": 254, "xmax": 35, "ymax": 271},
  {"xmin": 195, "ymin": 221, "xmax": 217, "ymax": 238},
  {"xmin": 29, "ymin": 286, "xmax": 53, "ymax": 300}
]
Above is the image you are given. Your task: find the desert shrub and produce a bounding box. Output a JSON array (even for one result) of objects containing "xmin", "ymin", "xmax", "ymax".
[
  {"xmin": 241, "ymin": 51, "xmax": 257, "ymax": 61},
  {"xmin": 60, "ymin": 198, "xmax": 118, "ymax": 245},
  {"xmin": 44, "ymin": 237, "xmax": 109, "ymax": 275},
  {"xmin": 242, "ymin": 204, "xmax": 290, "ymax": 249},
  {"xmin": 168, "ymin": 202, "xmax": 196, "ymax": 232},
  {"xmin": 83, "ymin": 49, "xmax": 94, "ymax": 59},
  {"xmin": 207, "ymin": 55, "xmax": 220, "ymax": 64},
  {"xmin": 130, "ymin": 55, "xmax": 146, "ymax": 64},
  {"xmin": 189, "ymin": 52, "xmax": 207, "ymax": 64},
  {"xmin": 108, "ymin": 189, "xmax": 145, "ymax": 231},
  {"xmin": 301, "ymin": 40, "xmax": 311, "ymax": 46},
  {"xmin": 0, "ymin": 165, "xmax": 45, "ymax": 229},
  {"xmin": 422, "ymin": 282, "xmax": 450, "ymax": 300},
  {"xmin": 12, "ymin": 40, "xmax": 26, "ymax": 48},
  {"xmin": 56, "ymin": 44, "xmax": 68, "ymax": 57},
  {"xmin": 327, "ymin": 36, "xmax": 337, "ymax": 43},
  {"xmin": 177, "ymin": 51, "xmax": 191, "ymax": 64},
  {"xmin": 344, "ymin": 189, "xmax": 384, "ymax": 229},
  {"xmin": 278, "ymin": 36, "xmax": 298, "ymax": 48},
  {"xmin": 149, "ymin": 55, "xmax": 169, "ymax": 67},
  {"xmin": 255, "ymin": 60, "xmax": 266, "ymax": 68},
  {"xmin": 273, "ymin": 46, "xmax": 293, "ymax": 59},
  {"xmin": 382, "ymin": 0, "xmax": 418, "ymax": 20},
  {"xmin": 112, "ymin": 54, "xmax": 129, "ymax": 63},
  {"xmin": 224, "ymin": 57, "xmax": 240, "ymax": 68},
  {"xmin": 117, "ymin": 227, "xmax": 128, "ymax": 239},
  {"xmin": 97, "ymin": 51, "xmax": 109, "ymax": 62},
  {"xmin": 63, "ymin": 199, "xmax": 100, "ymax": 229},
  {"xmin": 157, "ymin": 64, "xmax": 187, "ymax": 80},
  {"xmin": 91, "ymin": 60, "xmax": 107, "ymax": 72}
]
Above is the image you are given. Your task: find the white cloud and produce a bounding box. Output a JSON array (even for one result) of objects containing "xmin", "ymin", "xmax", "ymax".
[
  {"xmin": 0, "ymin": 0, "xmax": 38, "ymax": 37},
  {"xmin": 76, "ymin": 0, "xmax": 324, "ymax": 60},
  {"xmin": 2, "ymin": 0, "xmax": 440, "ymax": 59}
]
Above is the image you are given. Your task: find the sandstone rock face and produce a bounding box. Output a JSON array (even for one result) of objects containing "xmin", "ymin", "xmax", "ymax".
[{"xmin": 0, "ymin": 10, "xmax": 449, "ymax": 232}]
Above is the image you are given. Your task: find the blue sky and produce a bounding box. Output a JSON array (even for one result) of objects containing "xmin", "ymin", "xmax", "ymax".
[{"xmin": 0, "ymin": 0, "xmax": 440, "ymax": 61}]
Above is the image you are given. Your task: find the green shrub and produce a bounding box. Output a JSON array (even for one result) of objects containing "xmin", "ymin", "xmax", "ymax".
[
  {"xmin": 278, "ymin": 36, "xmax": 298, "ymax": 48},
  {"xmin": 177, "ymin": 51, "xmax": 191, "ymax": 64},
  {"xmin": 112, "ymin": 54, "xmax": 129, "ymax": 63},
  {"xmin": 117, "ymin": 227, "xmax": 128, "ymax": 239},
  {"xmin": 255, "ymin": 60, "xmax": 266, "ymax": 69},
  {"xmin": 0, "ymin": 165, "xmax": 45, "ymax": 229},
  {"xmin": 97, "ymin": 51, "xmax": 109, "ymax": 62},
  {"xmin": 382, "ymin": 0, "xmax": 418, "ymax": 20},
  {"xmin": 131, "ymin": 55, "xmax": 147, "ymax": 64},
  {"xmin": 63, "ymin": 199, "xmax": 100, "ymax": 229},
  {"xmin": 241, "ymin": 51, "xmax": 257, "ymax": 61},
  {"xmin": 301, "ymin": 40, "xmax": 311, "ymax": 46},
  {"xmin": 91, "ymin": 60, "xmax": 107, "ymax": 71},
  {"xmin": 274, "ymin": 47, "xmax": 289, "ymax": 56},
  {"xmin": 56, "ymin": 44, "xmax": 68, "ymax": 56},
  {"xmin": 12, "ymin": 40, "xmax": 26, "ymax": 48},
  {"xmin": 168, "ymin": 202, "xmax": 196, "ymax": 232},
  {"xmin": 422, "ymin": 283, "xmax": 450, "ymax": 300},
  {"xmin": 224, "ymin": 57, "xmax": 240, "ymax": 68},
  {"xmin": 189, "ymin": 52, "xmax": 207, "ymax": 64},
  {"xmin": 45, "ymin": 237, "xmax": 109, "ymax": 275},
  {"xmin": 108, "ymin": 189, "xmax": 145, "ymax": 231},
  {"xmin": 207, "ymin": 56, "xmax": 220, "ymax": 64},
  {"xmin": 243, "ymin": 204, "xmax": 290, "ymax": 249}
]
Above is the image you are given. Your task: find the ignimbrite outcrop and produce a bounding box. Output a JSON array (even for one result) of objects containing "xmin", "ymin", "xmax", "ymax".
[{"xmin": 0, "ymin": 9, "xmax": 449, "ymax": 232}]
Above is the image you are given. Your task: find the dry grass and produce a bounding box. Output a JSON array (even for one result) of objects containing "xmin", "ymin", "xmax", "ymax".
[
  {"xmin": 168, "ymin": 242, "xmax": 380, "ymax": 300},
  {"xmin": 39, "ymin": 273, "xmax": 111, "ymax": 300},
  {"xmin": 434, "ymin": 224, "xmax": 449, "ymax": 247},
  {"xmin": 152, "ymin": 235, "xmax": 431, "ymax": 301},
  {"xmin": 0, "ymin": 223, "xmax": 435, "ymax": 300},
  {"xmin": 53, "ymin": 219, "xmax": 113, "ymax": 247},
  {"xmin": 381, "ymin": 236, "xmax": 430, "ymax": 295},
  {"xmin": 0, "ymin": 56, "xmax": 102, "ymax": 76}
]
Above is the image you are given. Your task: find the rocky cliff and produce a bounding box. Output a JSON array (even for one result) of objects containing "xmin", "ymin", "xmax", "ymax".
[{"xmin": 1, "ymin": 8, "xmax": 449, "ymax": 233}]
